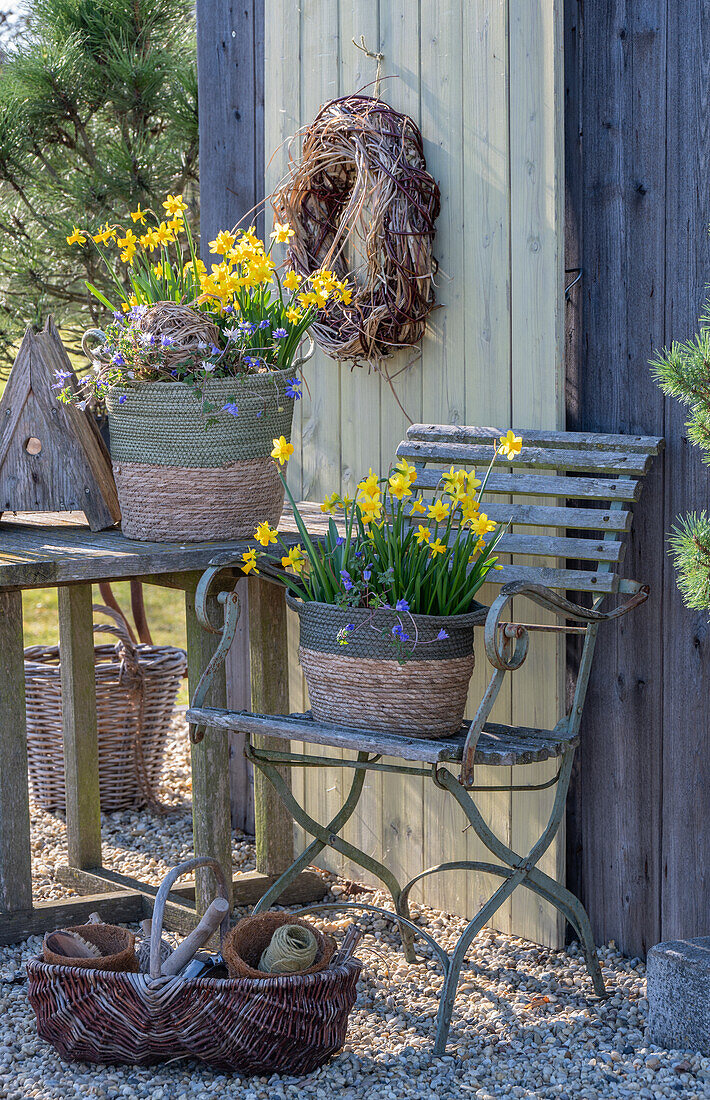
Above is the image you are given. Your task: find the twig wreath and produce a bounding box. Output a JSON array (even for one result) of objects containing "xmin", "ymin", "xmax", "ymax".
[{"xmin": 272, "ymin": 93, "xmax": 440, "ymax": 366}]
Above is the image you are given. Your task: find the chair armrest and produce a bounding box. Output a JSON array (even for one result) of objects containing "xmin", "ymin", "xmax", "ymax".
[{"xmin": 483, "ymin": 582, "xmax": 649, "ymax": 670}]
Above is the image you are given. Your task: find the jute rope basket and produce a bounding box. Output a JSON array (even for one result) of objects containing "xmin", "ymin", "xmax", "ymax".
[
  {"xmin": 104, "ymin": 373, "xmax": 295, "ymax": 541},
  {"xmin": 25, "ymin": 607, "xmax": 186, "ymax": 812},
  {"xmin": 27, "ymin": 858, "xmax": 362, "ymax": 1075},
  {"xmin": 288, "ymin": 596, "xmax": 486, "ymax": 737}
]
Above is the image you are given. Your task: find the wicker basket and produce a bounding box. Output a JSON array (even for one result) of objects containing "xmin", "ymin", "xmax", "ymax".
[
  {"xmin": 104, "ymin": 373, "xmax": 296, "ymax": 541},
  {"xmin": 288, "ymin": 595, "xmax": 487, "ymax": 737},
  {"xmin": 27, "ymin": 858, "xmax": 362, "ymax": 1075},
  {"xmin": 25, "ymin": 607, "xmax": 186, "ymax": 811}
]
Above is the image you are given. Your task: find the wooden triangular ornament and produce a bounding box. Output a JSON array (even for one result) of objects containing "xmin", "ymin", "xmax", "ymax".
[{"xmin": 0, "ymin": 318, "xmax": 120, "ymax": 530}]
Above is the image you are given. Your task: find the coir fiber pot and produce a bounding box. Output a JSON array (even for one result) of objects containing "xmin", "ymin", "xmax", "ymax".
[
  {"xmin": 104, "ymin": 372, "xmax": 295, "ymax": 541},
  {"xmin": 287, "ymin": 595, "xmax": 487, "ymax": 737}
]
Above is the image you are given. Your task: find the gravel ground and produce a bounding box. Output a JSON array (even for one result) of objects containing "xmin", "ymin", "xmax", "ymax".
[{"xmin": 2, "ymin": 714, "xmax": 709, "ymax": 1100}]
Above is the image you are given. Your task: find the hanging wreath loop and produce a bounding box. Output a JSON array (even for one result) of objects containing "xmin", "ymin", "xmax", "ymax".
[{"xmin": 273, "ymin": 93, "xmax": 441, "ymax": 366}]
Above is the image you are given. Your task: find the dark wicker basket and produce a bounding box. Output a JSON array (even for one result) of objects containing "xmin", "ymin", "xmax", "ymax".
[{"xmin": 26, "ymin": 858, "xmax": 362, "ymax": 1075}]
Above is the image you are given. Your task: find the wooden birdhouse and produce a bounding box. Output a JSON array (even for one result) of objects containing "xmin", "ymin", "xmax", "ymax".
[{"xmin": 0, "ymin": 319, "xmax": 120, "ymax": 530}]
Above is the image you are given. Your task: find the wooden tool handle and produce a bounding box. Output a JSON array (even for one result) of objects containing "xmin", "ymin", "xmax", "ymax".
[{"xmin": 160, "ymin": 897, "xmax": 230, "ymax": 977}]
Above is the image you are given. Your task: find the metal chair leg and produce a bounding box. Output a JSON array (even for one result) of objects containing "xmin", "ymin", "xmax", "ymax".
[{"xmin": 250, "ymin": 751, "xmax": 417, "ymax": 961}]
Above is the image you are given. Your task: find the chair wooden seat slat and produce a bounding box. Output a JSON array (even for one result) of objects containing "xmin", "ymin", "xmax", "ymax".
[
  {"xmin": 186, "ymin": 707, "xmax": 576, "ymax": 767},
  {"xmin": 187, "ymin": 422, "xmax": 665, "ymax": 1056}
]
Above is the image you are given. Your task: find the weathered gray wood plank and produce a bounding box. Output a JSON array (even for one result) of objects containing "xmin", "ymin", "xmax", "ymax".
[
  {"xmin": 185, "ymin": 707, "xmax": 575, "ymax": 767},
  {"xmin": 185, "ymin": 585, "xmax": 234, "ymax": 917},
  {"xmin": 248, "ymin": 577, "xmax": 294, "ymax": 875},
  {"xmin": 399, "ymin": 439, "xmax": 652, "ymax": 474},
  {"xmin": 58, "ymin": 583, "xmax": 102, "ymax": 870},
  {"xmin": 411, "ymin": 498, "xmax": 633, "ymax": 532},
  {"xmin": 407, "ymin": 423, "xmax": 664, "ymax": 454},
  {"xmin": 56, "ymin": 864, "xmax": 326, "ymax": 912},
  {"xmin": 0, "ymin": 892, "xmax": 145, "ymax": 946},
  {"xmin": 0, "ymin": 591, "xmax": 32, "ymax": 913},
  {"xmin": 660, "ymin": 1, "xmax": 710, "ymax": 946},
  {"xmin": 566, "ymin": 0, "xmax": 666, "ymax": 957},
  {"xmin": 225, "ymin": 579, "xmax": 254, "ymax": 834},
  {"xmin": 406, "ymin": 468, "xmax": 643, "ymax": 501}
]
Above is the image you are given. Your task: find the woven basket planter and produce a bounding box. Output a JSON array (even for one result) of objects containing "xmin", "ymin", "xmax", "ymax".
[
  {"xmin": 288, "ymin": 596, "xmax": 487, "ymax": 737},
  {"xmin": 27, "ymin": 857, "xmax": 362, "ymax": 1075},
  {"xmin": 104, "ymin": 372, "xmax": 295, "ymax": 541},
  {"xmin": 24, "ymin": 609, "xmax": 186, "ymax": 812}
]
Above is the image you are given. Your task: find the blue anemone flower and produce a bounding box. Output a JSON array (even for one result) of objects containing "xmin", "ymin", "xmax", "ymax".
[
  {"xmin": 273, "ymin": 328, "xmax": 288, "ymax": 339},
  {"xmin": 118, "ymin": 394, "xmax": 127, "ymax": 405},
  {"xmin": 396, "ymin": 598, "xmax": 410, "ymax": 612},
  {"xmin": 436, "ymin": 629, "xmax": 449, "ymax": 641},
  {"xmin": 392, "ymin": 624, "xmax": 410, "ymax": 642},
  {"xmin": 340, "ymin": 569, "xmax": 353, "ymax": 592},
  {"xmin": 222, "ymin": 403, "xmax": 239, "ymax": 416},
  {"xmin": 285, "ymin": 378, "xmax": 302, "ymax": 400}
]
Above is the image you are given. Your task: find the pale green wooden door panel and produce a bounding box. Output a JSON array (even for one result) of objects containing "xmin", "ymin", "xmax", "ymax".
[{"xmin": 265, "ymin": 0, "xmax": 565, "ymax": 947}]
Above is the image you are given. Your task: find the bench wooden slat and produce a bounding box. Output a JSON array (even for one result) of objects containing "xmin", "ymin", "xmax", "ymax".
[
  {"xmin": 427, "ymin": 500, "xmax": 632, "ymax": 532},
  {"xmin": 185, "ymin": 708, "xmax": 576, "ymax": 766},
  {"xmin": 487, "ymin": 532, "xmax": 624, "ymax": 562},
  {"xmin": 407, "ymin": 424, "xmax": 665, "ymax": 455},
  {"xmin": 408, "ymin": 467, "xmax": 642, "ymax": 501},
  {"xmin": 398, "ymin": 440, "xmax": 652, "ymax": 475},
  {"xmin": 489, "ymin": 563, "xmax": 619, "ymax": 591}
]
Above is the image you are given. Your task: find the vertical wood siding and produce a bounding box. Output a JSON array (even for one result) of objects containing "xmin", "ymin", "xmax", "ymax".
[
  {"xmin": 566, "ymin": 0, "xmax": 710, "ymax": 956},
  {"xmin": 265, "ymin": 0, "xmax": 565, "ymax": 945}
]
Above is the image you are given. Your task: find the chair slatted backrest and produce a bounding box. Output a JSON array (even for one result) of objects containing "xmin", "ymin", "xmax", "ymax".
[{"xmin": 395, "ymin": 425, "xmax": 665, "ymax": 595}]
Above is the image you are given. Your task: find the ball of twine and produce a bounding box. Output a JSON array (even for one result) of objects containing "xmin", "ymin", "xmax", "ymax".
[
  {"xmin": 272, "ymin": 93, "xmax": 440, "ymax": 366},
  {"xmin": 135, "ymin": 301, "xmax": 221, "ymax": 369},
  {"xmin": 258, "ymin": 923, "xmax": 318, "ymax": 974}
]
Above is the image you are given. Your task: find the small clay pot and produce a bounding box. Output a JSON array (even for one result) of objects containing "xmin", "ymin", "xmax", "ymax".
[{"xmin": 43, "ymin": 923, "xmax": 139, "ymax": 972}]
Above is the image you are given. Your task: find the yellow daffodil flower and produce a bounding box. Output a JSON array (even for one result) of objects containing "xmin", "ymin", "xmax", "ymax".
[
  {"xmin": 271, "ymin": 220, "xmax": 295, "ymax": 243},
  {"xmin": 460, "ymin": 496, "xmax": 481, "ymax": 523},
  {"xmin": 120, "ymin": 244, "xmax": 137, "ymax": 264},
  {"xmin": 388, "ymin": 472, "xmax": 412, "ymax": 500},
  {"xmin": 281, "ymin": 545, "xmax": 306, "ymax": 574},
  {"xmin": 209, "ymin": 229, "xmax": 236, "ymax": 255},
  {"xmin": 66, "ymin": 226, "xmax": 86, "ymax": 245},
  {"xmin": 471, "ymin": 513, "xmax": 496, "ymax": 536},
  {"xmin": 154, "ymin": 223, "xmax": 173, "ymax": 245},
  {"xmin": 414, "ymin": 525, "xmax": 431, "ymax": 545},
  {"xmin": 429, "ymin": 537, "xmax": 446, "ymax": 556},
  {"xmin": 427, "ymin": 499, "xmax": 449, "ymax": 523},
  {"xmin": 163, "ymin": 194, "xmax": 188, "ymax": 216},
  {"xmin": 240, "ymin": 548, "xmax": 259, "ymax": 575},
  {"xmin": 130, "ymin": 204, "xmax": 147, "ymax": 224},
  {"xmin": 92, "ymin": 224, "xmax": 114, "ymax": 245},
  {"xmin": 396, "ymin": 458, "xmax": 418, "ymax": 483},
  {"xmin": 140, "ymin": 229, "xmax": 159, "ymax": 251},
  {"xmin": 297, "ymin": 290, "xmax": 319, "ymax": 309},
  {"xmin": 320, "ymin": 492, "xmax": 340, "ymax": 515},
  {"xmin": 254, "ymin": 521, "xmax": 278, "ymax": 547},
  {"xmin": 357, "ymin": 469, "xmax": 380, "ymax": 497},
  {"xmin": 409, "ymin": 499, "xmax": 426, "ymax": 516},
  {"xmin": 271, "ymin": 435, "xmax": 294, "ymax": 465},
  {"xmin": 117, "ymin": 229, "xmax": 137, "ymax": 249},
  {"xmin": 285, "ymin": 306, "xmax": 302, "ymax": 324},
  {"xmin": 499, "ymin": 430, "xmax": 523, "ymax": 459},
  {"xmin": 283, "ymin": 269, "xmax": 302, "ymax": 291}
]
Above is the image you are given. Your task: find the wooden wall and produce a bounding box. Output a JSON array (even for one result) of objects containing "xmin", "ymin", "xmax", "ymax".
[
  {"xmin": 565, "ymin": 1, "xmax": 710, "ymax": 956},
  {"xmin": 265, "ymin": 0, "xmax": 567, "ymax": 946}
]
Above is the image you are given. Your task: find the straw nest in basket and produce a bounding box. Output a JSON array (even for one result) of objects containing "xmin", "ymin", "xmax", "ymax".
[
  {"xmin": 273, "ymin": 93, "xmax": 440, "ymax": 365},
  {"xmin": 223, "ymin": 913, "xmax": 336, "ymax": 979},
  {"xmin": 135, "ymin": 302, "xmax": 221, "ymax": 369}
]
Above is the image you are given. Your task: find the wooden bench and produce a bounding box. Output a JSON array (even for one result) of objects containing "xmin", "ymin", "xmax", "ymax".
[{"xmin": 187, "ymin": 423, "xmax": 664, "ymax": 1053}]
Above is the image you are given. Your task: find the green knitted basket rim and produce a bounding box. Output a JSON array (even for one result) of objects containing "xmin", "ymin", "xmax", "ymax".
[
  {"xmin": 287, "ymin": 594, "xmax": 486, "ymax": 661},
  {"xmin": 105, "ymin": 372, "xmax": 295, "ymax": 467}
]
